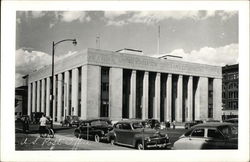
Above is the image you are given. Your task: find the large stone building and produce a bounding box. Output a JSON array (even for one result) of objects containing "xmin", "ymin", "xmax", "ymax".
[
  {"xmin": 27, "ymin": 48, "xmax": 222, "ymax": 123},
  {"xmin": 222, "ymin": 64, "xmax": 239, "ymax": 120}
]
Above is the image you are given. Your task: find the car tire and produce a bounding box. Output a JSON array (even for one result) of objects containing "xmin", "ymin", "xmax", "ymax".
[
  {"xmin": 136, "ymin": 142, "xmax": 144, "ymax": 150},
  {"xmin": 94, "ymin": 134, "xmax": 100, "ymax": 143}
]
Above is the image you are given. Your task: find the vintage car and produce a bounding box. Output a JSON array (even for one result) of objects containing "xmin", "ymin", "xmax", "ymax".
[
  {"xmin": 108, "ymin": 119, "xmax": 171, "ymax": 150},
  {"xmin": 74, "ymin": 118, "xmax": 113, "ymax": 142},
  {"xmin": 31, "ymin": 112, "xmax": 44, "ymax": 124},
  {"xmin": 144, "ymin": 119, "xmax": 161, "ymax": 129},
  {"xmin": 173, "ymin": 122, "xmax": 238, "ymax": 149},
  {"xmin": 61, "ymin": 115, "xmax": 80, "ymax": 127},
  {"xmin": 224, "ymin": 118, "xmax": 238, "ymax": 124},
  {"xmin": 184, "ymin": 120, "xmax": 203, "ymax": 129}
]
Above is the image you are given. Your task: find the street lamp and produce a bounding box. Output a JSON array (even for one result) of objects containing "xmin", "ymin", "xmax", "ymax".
[{"xmin": 51, "ymin": 38, "xmax": 77, "ymax": 129}]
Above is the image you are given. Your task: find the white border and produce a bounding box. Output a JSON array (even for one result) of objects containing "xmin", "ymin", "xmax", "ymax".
[{"xmin": 1, "ymin": 1, "xmax": 249, "ymax": 162}]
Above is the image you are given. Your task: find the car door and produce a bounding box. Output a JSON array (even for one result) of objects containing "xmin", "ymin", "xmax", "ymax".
[
  {"xmin": 113, "ymin": 123, "xmax": 123, "ymax": 143},
  {"xmin": 187, "ymin": 128, "xmax": 206, "ymax": 149},
  {"xmin": 204, "ymin": 128, "xmax": 226, "ymax": 149}
]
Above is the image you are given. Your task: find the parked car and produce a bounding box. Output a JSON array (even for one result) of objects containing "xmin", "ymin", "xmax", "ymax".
[
  {"xmin": 31, "ymin": 112, "xmax": 44, "ymax": 124},
  {"xmin": 173, "ymin": 122, "xmax": 238, "ymax": 149},
  {"xmin": 144, "ymin": 119, "xmax": 161, "ymax": 129},
  {"xmin": 61, "ymin": 115, "xmax": 80, "ymax": 127},
  {"xmin": 108, "ymin": 119, "xmax": 171, "ymax": 150},
  {"xmin": 205, "ymin": 119, "xmax": 221, "ymax": 123},
  {"xmin": 74, "ymin": 118, "xmax": 113, "ymax": 142},
  {"xmin": 224, "ymin": 118, "xmax": 238, "ymax": 124},
  {"xmin": 184, "ymin": 120, "xmax": 203, "ymax": 129}
]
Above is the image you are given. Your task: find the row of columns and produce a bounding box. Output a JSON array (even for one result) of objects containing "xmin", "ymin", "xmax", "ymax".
[
  {"xmin": 28, "ymin": 67, "xmax": 81, "ymax": 122},
  {"xmin": 27, "ymin": 65, "xmax": 222, "ymax": 122},
  {"xmin": 127, "ymin": 70, "xmax": 215, "ymax": 122}
]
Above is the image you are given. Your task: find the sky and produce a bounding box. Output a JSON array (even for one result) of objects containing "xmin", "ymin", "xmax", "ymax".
[{"xmin": 16, "ymin": 10, "xmax": 238, "ymax": 87}]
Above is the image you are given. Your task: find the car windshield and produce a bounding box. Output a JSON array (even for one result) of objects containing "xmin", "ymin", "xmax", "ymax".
[
  {"xmin": 72, "ymin": 116, "xmax": 79, "ymax": 120},
  {"xmin": 132, "ymin": 122, "xmax": 144, "ymax": 129},
  {"xmin": 218, "ymin": 125, "xmax": 238, "ymax": 138}
]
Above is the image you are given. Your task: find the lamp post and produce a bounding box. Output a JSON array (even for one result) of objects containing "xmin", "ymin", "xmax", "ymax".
[{"xmin": 51, "ymin": 39, "xmax": 77, "ymax": 129}]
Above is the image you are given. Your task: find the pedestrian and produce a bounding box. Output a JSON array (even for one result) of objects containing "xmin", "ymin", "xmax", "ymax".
[
  {"xmin": 172, "ymin": 120, "xmax": 176, "ymax": 129},
  {"xmin": 165, "ymin": 120, "xmax": 170, "ymax": 129},
  {"xmin": 39, "ymin": 114, "xmax": 48, "ymax": 137},
  {"xmin": 22, "ymin": 116, "xmax": 29, "ymax": 133}
]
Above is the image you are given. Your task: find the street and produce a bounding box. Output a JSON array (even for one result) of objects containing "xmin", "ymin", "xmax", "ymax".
[{"xmin": 15, "ymin": 121, "xmax": 187, "ymax": 150}]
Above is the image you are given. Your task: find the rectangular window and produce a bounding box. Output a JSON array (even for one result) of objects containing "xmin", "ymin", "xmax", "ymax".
[{"xmin": 100, "ymin": 67, "xmax": 110, "ymax": 117}]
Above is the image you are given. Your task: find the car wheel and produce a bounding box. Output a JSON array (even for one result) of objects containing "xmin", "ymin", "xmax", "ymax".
[
  {"xmin": 74, "ymin": 130, "xmax": 81, "ymax": 138},
  {"xmin": 94, "ymin": 134, "xmax": 100, "ymax": 143},
  {"xmin": 136, "ymin": 142, "xmax": 144, "ymax": 150}
]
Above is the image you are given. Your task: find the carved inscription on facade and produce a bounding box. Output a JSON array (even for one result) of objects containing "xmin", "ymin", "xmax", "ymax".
[{"xmin": 87, "ymin": 51, "xmax": 221, "ymax": 78}]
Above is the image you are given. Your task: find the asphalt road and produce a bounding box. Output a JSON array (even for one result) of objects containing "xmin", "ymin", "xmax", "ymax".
[{"xmin": 15, "ymin": 121, "xmax": 187, "ymax": 150}]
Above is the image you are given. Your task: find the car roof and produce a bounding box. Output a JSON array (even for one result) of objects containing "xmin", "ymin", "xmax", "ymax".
[
  {"xmin": 116, "ymin": 119, "xmax": 144, "ymax": 124},
  {"xmin": 81, "ymin": 118, "xmax": 111, "ymax": 122},
  {"xmin": 192, "ymin": 122, "xmax": 235, "ymax": 128},
  {"xmin": 225, "ymin": 118, "xmax": 238, "ymax": 121}
]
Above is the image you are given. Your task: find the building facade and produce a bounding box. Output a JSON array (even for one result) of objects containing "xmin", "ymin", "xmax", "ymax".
[
  {"xmin": 222, "ymin": 64, "xmax": 239, "ymax": 120},
  {"xmin": 27, "ymin": 48, "xmax": 222, "ymax": 123}
]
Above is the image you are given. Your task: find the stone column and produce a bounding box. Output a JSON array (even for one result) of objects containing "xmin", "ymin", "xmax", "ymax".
[
  {"xmin": 195, "ymin": 77, "xmax": 208, "ymax": 120},
  {"xmin": 166, "ymin": 74, "xmax": 172, "ymax": 121},
  {"xmin": 41, "ymin": 79, "xmax": 45, "ymax": 113},
  {"xmin": 52, "ymin": 75, "xmax": 56, "ymax": 122},
  {"xmin": 81, "ymin": 66, "xmax": 87, "ymax": 120},
  {"xmin": 187, "ymin": 76, "xmax": 193, "ymax": 121},
  {"xmin": 28, "ymin": 83, "xmax": 32, "ymax": 116},
  {"xmin": 154, "ymin": 73, "xmax": 161, "ymax": 120},
  {"xmin": 32, "ymin": 82, "xmax": 36, "ymax": 113},
  {"xmin": 46, "ymin": 77, "xmax": 51, "ymax": 117},
  {"xmin": 142, "ymin": 71, "xmax": 149, "ymax": 120},
  {"xmin": 129, "ymin": 70, "xmax": 136, "ymax": 118},
  {"xmin": 176, "ymin": 75, "xmax": 183, "ymax": 122},
  {"xmin": 110, "ymin": 67, "xmax": 123, "ymax": 121},
  {"xmin": 86, "ymin": 65, "xmax": 101, "ymax": 118},
  {"xmin": 64, "ymin": 71, "xmax": 70, "ymax": 117},
  {"xmin": 36, "ymin": 80, "xmax": 40, "ymax": 112},
  {"xmin": 213, "ymin": 78, "xmax": 222, "ymax": 120},
  {"xmin": 57, "ymin": 73, "xmax": 63, "ymax": 122},
  {"xmin": 72, "ymin": 68, "xmax": 79, "ymax": 116}
]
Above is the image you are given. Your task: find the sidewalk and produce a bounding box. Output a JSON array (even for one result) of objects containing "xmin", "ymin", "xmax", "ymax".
[{"xmin": 15, "ymin": 131, "xmax": 131, "ymax": 150}]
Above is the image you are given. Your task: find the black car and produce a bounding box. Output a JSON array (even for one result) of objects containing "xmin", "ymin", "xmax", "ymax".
[
  {"xmin": 31, "ymin": 112, "xmax": 44, "ymax": 124},
  {"xmin": 61, "ymin": 115, "xmax": 80, "ymax": 127},
  {"xmin": 74, "ymin": 118, "xmax": 113, "ymax": 142},
  {"xmin": 144, "ymin": 119, "xmax": 161, "ymax": 129},
  {"xmin": 224, "ymin": 118, "xmax": 238, "ymax": 124}
]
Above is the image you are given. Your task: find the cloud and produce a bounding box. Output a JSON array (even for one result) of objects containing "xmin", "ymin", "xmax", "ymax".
[
  {"xmin": 30, "ymin": 11, "xmax": 46, "ymax": 18},
  {"xmin": 104, "ymin": 11, "xmax": 129, "ymax": 19},
  {"xmin": 16, "ymin": 49, "xmax": 52, "ymax": 75},
  {"xmin": 59, "ymin": 11, "xmax": 90, "ymax": 22},
  {"xmin": 155, "ymin": 43, "xmax": 238, "ymax": 66},
  {"xmin": 104, "ymin": 10, "xmax": 237, "ymax": 26},
  {"xmin": 15, "ymin": 48, "xmax": 78, "ymax": 87}
]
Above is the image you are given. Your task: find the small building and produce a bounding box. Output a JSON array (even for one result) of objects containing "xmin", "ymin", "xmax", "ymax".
[
  {"xmin": 15, "ymin": 86, "xmax": 28, "ymax": 119},
  {"xmin": 222, "ymin": 64, "xmax": 239, "ymax": 120},
  {"xmin": 26, "ymin": 48, "xmax": 223, "ymax": 123}
]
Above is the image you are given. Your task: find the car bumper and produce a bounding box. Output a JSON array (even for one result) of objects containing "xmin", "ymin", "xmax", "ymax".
[
  {"xmin": 146, "ymin": 142, "xmax": 171, "ymax": 148},
  {"xmin": 145, "ymin": 137, "xmax": 171, "ymax": 149}
]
